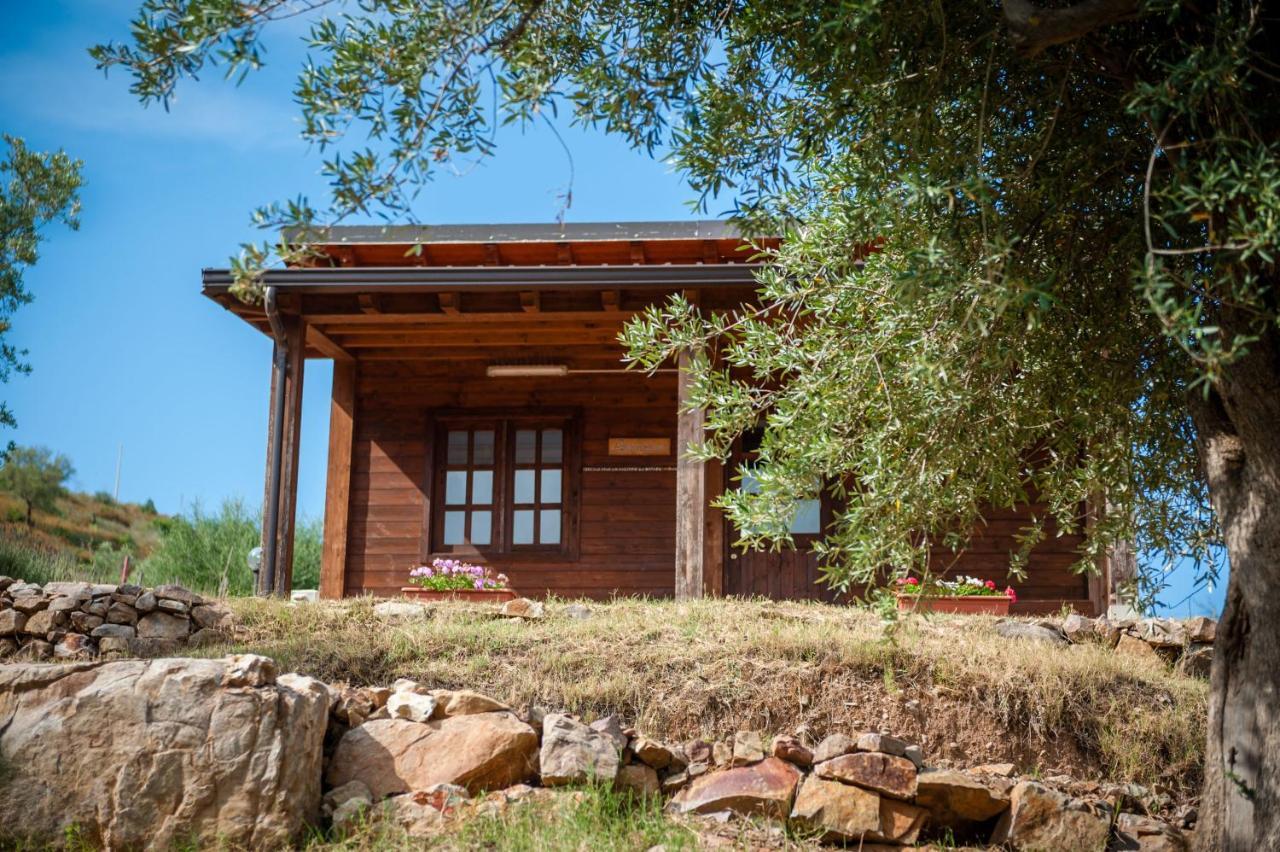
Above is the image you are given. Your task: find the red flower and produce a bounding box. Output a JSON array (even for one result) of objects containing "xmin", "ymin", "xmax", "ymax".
[
  {"xmin": 906, "ymin": 577, "xmax": 919, "ymax": 585},
  {"xmin": 1004, "ymin": 586, "xmax": 1018, "ymax": 603},
  {"xmin": 985, "ymin": 580, "xmax": 996, "ymax": 590}
]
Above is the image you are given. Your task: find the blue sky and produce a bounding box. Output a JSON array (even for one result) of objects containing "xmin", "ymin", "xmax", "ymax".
[{"xmin": 2, "ymin": 2, "xmax": 1222, "ymax": 616}]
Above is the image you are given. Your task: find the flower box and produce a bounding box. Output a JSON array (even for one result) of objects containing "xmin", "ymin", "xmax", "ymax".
[
  {"xmin": 399, "ymin": 587, "xmax": 517, "ymax": 603},
  {"xmin": 896, "ymin": 594, "xmax": 1013, "ymax": 615}
]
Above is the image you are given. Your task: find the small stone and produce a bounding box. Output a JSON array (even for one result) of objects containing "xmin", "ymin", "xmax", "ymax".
[
  {"xmin": 540, "ymin": 713, "xmax": 621, "ymax": 786},
  {"xmin": 154, "ymin": 584, "xmax": 201, "ymax": 606},
  {"xmin": 712, "ymin": 741, "xmax": 733, "ymax": 766},
  {"xmin": 904, "ymin": 744, "xmax": 925, "ymax": 769},
  {"xmin": 771, "ymin": 735, "xmax": 813, "ymax": 768},
  {"xmin": 107, "ymin": 602, "xmax": 139, "ymax": 625},
  {"xmin": 730, "ymin": 731, "xmax": 766, "ymax": 766},
  {"xmin": 70, "ymin": 612, "xmax": 104, "ymax": 633},
  {"xmin": 615, "ymin": 764, "xmax": 660, "ymax": 798},
  {"xmin": 373, "ymin": 601, "xmax": 429, "ymax": 619},
  {"xmin": 42, "ymin": 581, "xmax": 91, "ymax": 598},
  {"xmin": 85, "ymin": 600, "xmax": 109, "ymax": 618},
  {"xmin": 156, "ymin": 598, "xmax": 189, "ymax": 614},
  {"xmin": 323, "ymin": 780, "xmax": 374, "ymax": 818},
  {"xmin": 22, "ymin": 609, "xmax": 57, "ymax": 637},
  {"xmin": 0, "ymin": 609, "xmax": 27, "ymax": 636},
  {"xmin": 814, "ymin": 752, "xmax": 918, "ymax": 800},
  {"xmin": 1062, "ymin": 613, "xmax": 1096, "ymax": 643},
  {"xmin": 915, "ymin": 769, "xmax": 1010, "ymax": 829},
  {"xmin": 439, "ymin": 690, "xmax": 509, "ymax": 717},
  {"xmin": 116, "ymin": 583, "xmax": 143, "ymax": 597},
  {"xmin": 589, "ymin": 715, "xmax": 629, "ymax": 752},
  {"xmin": 387, "ymin": 690, "xmax": 438, "ymax": 723},
  {"xmin": 685, "ymin": 740, "xmax": 713, "ymax": 764},
  {"xmin": 992, "ymin": 781, "xmax": 1111, "ymax": 852},
  {"xmin": 222, "ymin": 654, "xmax": 278, "ymax": 688},
  {"xmin": 91, "ymin": 623, "xmax": 136, "ymax": 640},
  {"xmin": 98, "ymin": 636, "xmax": 130, "ymax": 656},
  {"xmin": 1117, "ymin": 633, "xmax": 1166, "ymax": 664},
  {"xmin": 686, "ymin": 761, "xmax": 710, "ymax": 778},
  {"xmin": 12, "ymin": 595, "xmax": 48, "ymax": 615},
  {"xmin": 995, "ymin": 621, "xmax": 1069, "ymax": 645},
  {"xmin": 972, "ymin": 762, "xmax": 1018, "ymax": 777},
  {"xmin": 137, "ymin": 611, "xmax": 188, "ymax": 639},
  {"xmin": 500, "ymin": 598, "xmax": 544, "ymax": 619},
  {"xmin": 1115, "ymin": 812, "xmax": 1192, "ymax": 851},
  {"xmin": 191, "ymin": 603, "xmax": 233, "ymax": 630},
  {"xmin": 813, "ymin": 733, "xmax": 858, "ymax": 763},
  {"xmin": 1179, "ymin": 644, "xmax": 1213, "ymax": 678},
  {"xmin": 669, "ymin": 758, "xmax": 801, "ymax": 819},
  {"xmin": 17, "ymin": 639, "xmax": 54, "ymax": 660},
  {"xmin": 367, "ymin": 687, "xmax": 392, "ymax": 708},
  {"xmin": 329, "ymin": 797, "xmax": 370, "ymax": 836},
  {"xmin": 661, "ymin": 769, "xmax": 690, "ymax": 794},
  {"xmin": 789, "ymin": 774, "xmax": 881, "ymax": 842},
  {"xmin": 856, "ymin": 732, "xmax": 908, "ymax": 757},
  {"xmin": 133, "ymin": 592, "xmax": 157, "ymax": 612},
  {"xmin": 48, "ymin": 594, "xmax": 86, "ymax": 613},
  {"xmin": 54, "ymin": 633, "xmax": 93, "ymax": 659},
  {"xmin": 1185, "ymin": 616, "xmax": 1216, "ymax": 644}
]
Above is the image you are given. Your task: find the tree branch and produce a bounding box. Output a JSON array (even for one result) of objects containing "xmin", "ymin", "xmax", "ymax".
[{"xmin": 1002, "ymin": 0, "xmax": 1142, "ymax": 56}]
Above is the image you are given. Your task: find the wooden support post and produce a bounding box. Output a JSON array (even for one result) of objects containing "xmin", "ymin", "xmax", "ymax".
[
  {"xmin": 703, "ymin": 456, "xmax": 725, "ymax": 597},
  {"xmin": 676, "ymin": 346, "xmax": 708, "ymax": 599},
  {"xmin": 261, "ymin": 316, "xmax": 306, "ymax": 596},
  {"xmin": 320, "ymin": 361, "xmax": 357, "ymax": 599}
]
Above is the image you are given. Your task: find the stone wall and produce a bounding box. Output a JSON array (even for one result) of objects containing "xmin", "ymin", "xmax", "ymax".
[
  {"xmin": 996, "ymin": 612, "xmax": 1218, "ymax": 677},
  {"xmin": 0, "ymin": 577, "xmax": 232, "ymax": 661}
]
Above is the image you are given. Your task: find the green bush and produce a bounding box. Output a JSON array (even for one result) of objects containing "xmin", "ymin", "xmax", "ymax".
[{"xmin": 139, "ymin": 499, "xmax": 321, "ymax": 597}]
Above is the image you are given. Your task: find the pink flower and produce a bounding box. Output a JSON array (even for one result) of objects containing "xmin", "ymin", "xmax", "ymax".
[
  {"xmin": 1004, "ymin": 586, "xmax": 1017, "ymax": 603},
  {"xmin": 985, "ymin": 580, "xmax": 996, "ymax": 590},
  {"xmin": 906, "ymin": 577, "xmax": 919, "ymax": 586}
]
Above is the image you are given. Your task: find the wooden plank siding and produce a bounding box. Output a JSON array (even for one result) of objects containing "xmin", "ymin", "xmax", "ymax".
[{"xmin": 343, "ymin": 357, "xmax": 681, "ymax": 598}]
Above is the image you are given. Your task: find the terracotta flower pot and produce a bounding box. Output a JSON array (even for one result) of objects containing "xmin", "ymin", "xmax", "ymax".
[
  {"xmin": 896, "ymin": 594, "xmax": 1013, "ymax": 615},
  {"xmin": 399, "ymin": 587, "xmax": 517, "ymax": 603}
]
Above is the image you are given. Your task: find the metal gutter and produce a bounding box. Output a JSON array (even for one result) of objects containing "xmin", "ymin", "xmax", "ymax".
[
  {"xmin": 201, "ymin": 263, "xmax": 763, "ymax": 296},
  {"xmin": 283, "ymin": 220, "xmax": 756, "ymax": 245}
]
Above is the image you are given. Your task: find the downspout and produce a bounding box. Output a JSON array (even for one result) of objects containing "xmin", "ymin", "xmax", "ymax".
[{"xmin": 262, "ymin": 285, "xmax": 289, "ymax": 596}]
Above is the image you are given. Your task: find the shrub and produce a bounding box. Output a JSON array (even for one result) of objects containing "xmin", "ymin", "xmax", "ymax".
[{"xmin": 140, "ymin": 499, "xmax": 321, "ymax": 596}]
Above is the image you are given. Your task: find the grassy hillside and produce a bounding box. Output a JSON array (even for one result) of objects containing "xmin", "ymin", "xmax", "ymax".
[
  {"xmin": 0, "ymin": 488, "xmax": 163, "ymax": 584},
  {"xmin": 207, "ymin": 596, "xmax": 1207, "ymax": 804}
]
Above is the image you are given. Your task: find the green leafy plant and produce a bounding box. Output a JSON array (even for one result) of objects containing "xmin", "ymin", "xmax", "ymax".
[{"xmin": 0, "ymin": 445, "xmax": 73, "ymax": 526}]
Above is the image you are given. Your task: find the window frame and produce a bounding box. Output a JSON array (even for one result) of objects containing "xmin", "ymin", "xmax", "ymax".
[
  {"xmin": 732, "ymin": 428, "xmax": 831, "ymax": 545},
  {"xmin": 424, "ymin": 409, "xmax": 580, "ymax": 561}
]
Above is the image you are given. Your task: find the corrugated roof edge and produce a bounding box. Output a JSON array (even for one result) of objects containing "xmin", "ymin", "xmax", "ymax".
[{"xmin": 283, "ymin": 220, "xmax": 759, "ymax": 245}]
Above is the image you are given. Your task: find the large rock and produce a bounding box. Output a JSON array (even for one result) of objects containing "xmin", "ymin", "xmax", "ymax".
[
  {"xmin": 0, "ymin": 657, "xmax": 328, "ymax": 849},
  {"xmin": 995, "ymin": 621, "xmax": 1069, "ymax": 646},
  {"xmin": 540, "ymin": 713, "xmax": 621, "ymax": 785},
  {"xmin": 137, "ymin": 611, "xmax": 189, "ymax": 640},
  {"xmin": 813, "ymin": 733, "xmax": 858, "ymax": 763},
  {"xmin": 1113, "ymin": 812, "xmax": 1191, "ymax": 851},
  {"xmin": 814, "ymin": 751, "xmax": 918, "ymax": 799},
  {"xmin": 1117, "ymin": 633, "xmax": 1166, "ymax": 664},
  {"xmin": 915, "ymin": 769, "xmax": 1010, "ymax": 829},
  {"xmin": 669, "ymin": 757, "xmax": 801, "ymax": 818},
  {"xmin": 0, "ymin": 609, "xmax": 25, "ymax": 636},
  {"xmin": 1184, "ymin": 616, "xmax": 1216, "ymax": 644},
  {"xmin": 789, "ymin": 774, "xmax": 881, "ymax": 842},
  {"xmin": 329, "ymin": 714, "xmax": 537, "ymax": 797},
  {"xmin": 991, "ymin": 781, "xmax": 1111, "ymax": 852}
]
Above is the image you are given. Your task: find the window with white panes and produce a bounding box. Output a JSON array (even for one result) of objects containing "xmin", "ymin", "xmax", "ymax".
[
  {"xmin": 510, "ymin": 426, "xmax": 564, "ymax": 548},
  {"xmin": 432, "ymin": 418, "xmax": 572, "ymax": 554}
]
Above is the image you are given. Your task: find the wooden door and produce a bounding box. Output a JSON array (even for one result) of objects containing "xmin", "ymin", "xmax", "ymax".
[{"xmin": 722, "ymin": 432, "xmax": 839, "ymax": 602}]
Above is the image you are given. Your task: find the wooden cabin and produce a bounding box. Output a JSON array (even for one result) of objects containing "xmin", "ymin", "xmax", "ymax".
[{"xmin": 202, "ymin": 221, "xmax": 1110, "ymax": 614}]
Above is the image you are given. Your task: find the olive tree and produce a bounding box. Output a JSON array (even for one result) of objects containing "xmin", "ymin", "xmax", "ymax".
[
  {"xmin": 0, "ymin": 445, "xmax": 74, "ymax": 526},
  {"xmin": 0, "ymin": 136, "xmax": 83, "ymax": 435},
  {"xmin": 94, "ymin": 1, "xmax": 1278, "ymax": 846}
]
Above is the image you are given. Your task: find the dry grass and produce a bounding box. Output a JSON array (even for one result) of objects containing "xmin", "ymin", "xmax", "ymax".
[{"xmin": 207, "ymin": 595, "xmax": 1206, "ymax": 799}]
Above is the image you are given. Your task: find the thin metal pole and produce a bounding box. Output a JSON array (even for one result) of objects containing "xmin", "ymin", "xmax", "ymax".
[{"xmin": 113, "ymin": 444, "xmax": 123, "ymax": 502}]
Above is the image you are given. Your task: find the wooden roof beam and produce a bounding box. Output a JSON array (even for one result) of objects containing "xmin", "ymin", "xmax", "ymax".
[
  {"xmin": 519, "ymin": 291, "xmax": 541, "ymax": 313},
  {"xmin": 601, "ymin": 290, "xmax": 620, "ymax": 312},
  {"xmin": 556, "ymin": 242, "xmax": 573, "ymax": 264},
  {"xmin": 305, "ymin": 324, "xmax": 356, "ymax": 364},
  {"xmin": 438, "ymin": 292, "xmax": 461, "ymax": 316},
  {"xmin": 630, "ymin": 241, "xmax": 647, "ymax": 264}
]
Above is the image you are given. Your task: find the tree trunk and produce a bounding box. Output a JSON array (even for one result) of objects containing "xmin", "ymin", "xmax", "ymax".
[
  {"xmin": 1190, "ymin": 318, "xmax": 1280, "ymax": 851},
  {"xmin": 24, "ymin": 499, "xmax": 32, "ymax": 527}
]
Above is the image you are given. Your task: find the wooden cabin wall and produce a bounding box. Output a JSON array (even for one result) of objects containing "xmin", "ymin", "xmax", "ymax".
[
  {"xmin": 342, "ymin": 355, "xmax": 1094, "ymax": 611},
  {"xmin": 346, "ymin": 354, "xmax": 679, "ymax": 598}
]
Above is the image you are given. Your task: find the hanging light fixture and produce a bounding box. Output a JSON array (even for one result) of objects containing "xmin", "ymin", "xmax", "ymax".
[{"xmin": 485, "ymin": 364, "xmax": 569, "ymax": 378}]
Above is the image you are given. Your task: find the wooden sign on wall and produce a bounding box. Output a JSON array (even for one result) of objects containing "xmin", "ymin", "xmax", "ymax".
[{"xmin": 608, "ymin": 437, "xmax": 671, "ymax": 457}]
